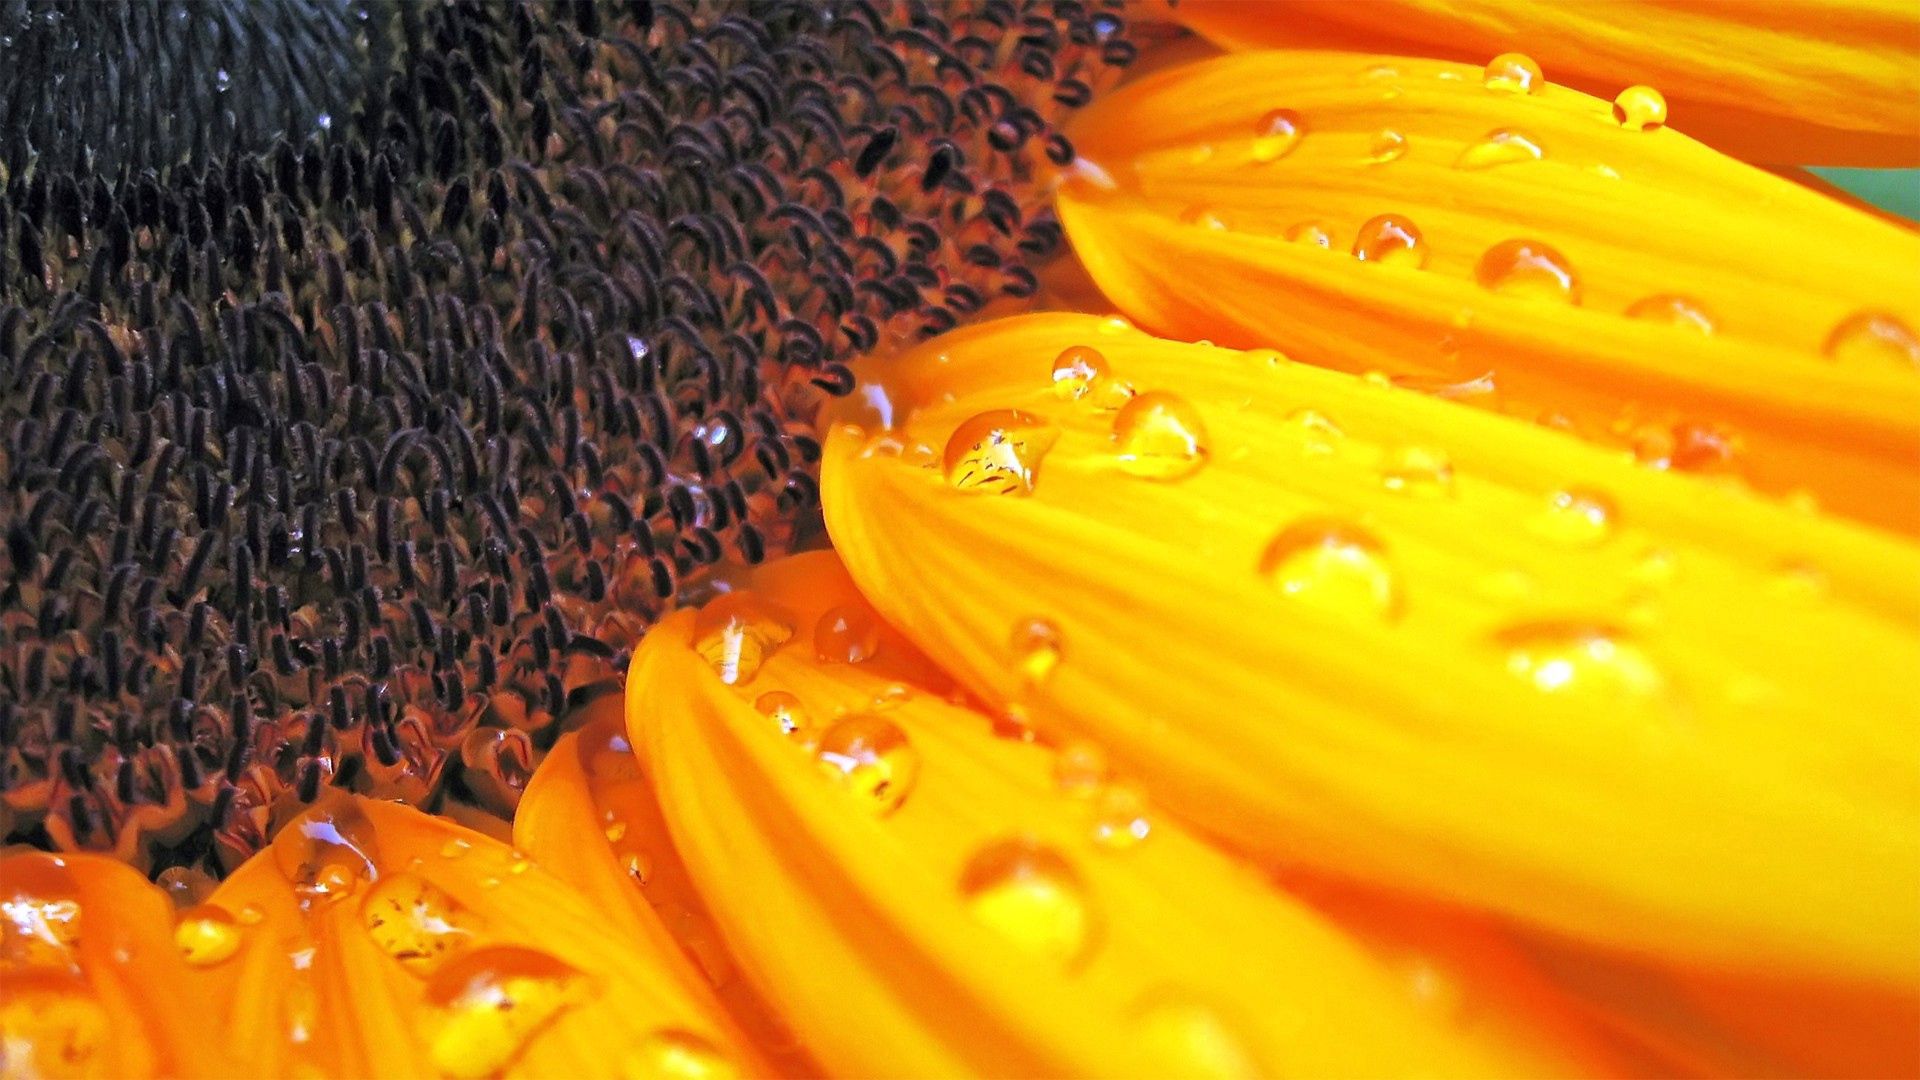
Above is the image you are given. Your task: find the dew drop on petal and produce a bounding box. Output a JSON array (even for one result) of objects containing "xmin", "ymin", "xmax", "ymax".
[
  {"xmin": 1476, "ymin": 239, "xmax": 1581, "ymax": 304},
  {"xmin": 814, "ymin": 603, "xmax": 881, "ymax": 664},
  {"xmin": 1822, "ymin": 310, "xmax": 1920, "ymax": 368},
  {"xmin": 425, "ymin": 946, "xmax": 588, "ymax": 1080},
  {"xmin": 624, "ymin": 1029, "xmax": 741, "ymax": 1080},
  {"xmin": 1482, "ymin": 52, "xmax": 1543, "ymax": 94},
  {"xmin": 1054, "ymin": 741, "xmax": 1109, "ymax": 798},
  {"xmin": 0, "ymin": 971, "xmax": 110, "ymax": 1078},
  {"xmin": 272, "ymin": 794, "xmax": 381, "ymax": 902},
  {"xmin": 691, "ymin": 592, "xmax": 793, "ymax": 687},
  {"xmin": 1626, "ymin": 294, "xmax": 1716, "ymax": 334},
  {"xmin": 1612, "ymin": 85, "xmax": 1667, "ymax": 130},
  {"xmin": 943, "ymin": 409, "xmax": 1058, "ymax": 496},
  {"xmin": 1380, "ymin": 445, "xmax": 1455, "ymax": 497},
  {"xmin": 1454, "ymin": 128, "xmax": 1544, "ymax": 171},
  {"xmin": 1113, "ymin": 392, "xmax": 1209, "ymax": 480},
  {"xmin": 173, "ymin": 903, "xmax": 244, "ymax": 968},
  {"xmin": 1281, "ymin": 408, "xmax": 1346, "ymax": 456},
  {"xmin": 362, "ymin": 871, "xmax": 481, "ymax": 976},
  {"xmin": 1090, "ymin": 783, "xmax": 1152, "ymax": 850},
  {"xmin": 1284, "ymin": 221, "xmax": 1335, "ymax": 249},
  {"xmin": 1530, "ymin": 487, "xmax": 1618, "ymax": 546},
  {"xmin": 1364, "ymin": 128, "xmax": 1408, "ymax": 164},
  {"xmin": 1050, "ymin": 345, "xmax": 1110, "ymax": 403},
  {"xmin": 155, "ymin": 865, "xmax": 219, "ymax": 909},
  {"xmin": 815, "ymin": 715, "xmax": 919, "ymax": 816},
  {"xmin": 1260, "ymin": 520, "xmax": 1401, "ymax": 621},
  {"xmin": 754, "ymin": 691, "xmax": 812, "ymax": 740},
  {"xmin": 1496, "ymin": 622, "xmax": 1666, "ymax": 702},
  {"xmin": 1250, "ymin": 108, "xmax": 1302, "ymax": 163},
  {"xmin": 959, "ymin": 839, "xmax": 1094, "ymax": 965},
  {"xmin": 2, "ymin": 855, "xmax": 83, "ymax": 969},
  {"xmin": 1010, "ymin": 617, "xmax": 1064, "ymax": 690},
  {"xmin": 1352, "ymin": 215, "xmax": 1427, "ymax": 268},
  {"xmin": 1134, "ymin": 995, "xmax": 1263, "ymax": 1080}
]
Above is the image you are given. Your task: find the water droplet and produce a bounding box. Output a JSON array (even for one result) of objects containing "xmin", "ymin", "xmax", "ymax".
[
  {"xmin": 1380, "ymin": 445, "xmax": 1455, "ymax": 497},
  {"xmin": 1364, "ymin": 128, "xmax": 1408, "ymax": 164},
  {"xmin": 425, "ymin": 946, "xmax": 587, "ymax": 1080},
  {"xmin": 272, "ymin": 794, "xmax": 380, "ymax": 902},
  {"xmin": 808, "ymin": 605, "xmax": 881, "ymax": 668},
  {"xmin": 753, "ymin": 691, "xmax": 813, "ymax": 740},
  {"xmin": 155, "ymin": 865, "xmax": 219, "ymax": 909},
  {"xmin": 1250, "ymin": 109, "xmax": 1302, "ymax": 163},
  {"xmin": 1050, "ymin": 345, "xmax": 1111, "ymax": 405},
  {"xmin": 1260, "ymin": 520, "xmax": 1401, "ymax": 620},
  {"xmin": 1091, "ymin": 784, "xmax": 1152, "ymax": 850},
  {"xmin": 1009, "ymin": 617, "xmax": 1064, "ymax": 689},
  {"xmin": 215, "ymin": 68, "xmax": 232, "ymax": 93},
  {"xmin": 1476, "ymin": 239, "xmax": 1581, "ymax": 304},
  {"xmin": 815, "ymin": 715, "xmax": 918, "ymax": 816},
  {"xmin": 1626, "ymin": 294, "xmax": 1716, "ymax": 334},
  {"xmin": 959, "ymin": 839, "xmax": 1094, "ymax": 965},
  {"xmin": 1135, "ymin": 996, "xmax": 1263, "ymax": 1079},
  {"xmin": 1054, "ymin": 741, "xmax": 1109, "ymax": 797},
  {"xmin": 238, "ymin": 904, "xmax": 266, "ymax": 926},
  {"xmin": 691, "ymin": 592, "xmax": 793, "ymax": 686},
  {"xmin": 625, "ymin": 1029, "xmax": 741, "ymax": 1080},
  {"xmin": 1496, "ymin": 623, "xmax": 1666, "ymax": 702},
  {"xmin": 1351, "ymin": 215, "xmax": 1427, "ymax": 268},
  {"xmin": 1482, "ymin": 52, "xmax": 1543, "ymax": 94},
  {"xmin": 942, "ymin": 409, "xmax": 1058, "ymax": 496},
  {"xmin": 362, "ymin": 872, "xmax": 481, "ymax": 976},
  {"xmin": 1822, "ymin": 310, "xmax": 1920, "ymax": 368},
  {"xmin": 441, "ymin": 839, "xmax": 472, "ymax": 860},
  {"xmin": 174, "ymin": 903, "xmax": 244, "ymax": 967},
  {"xmin": 1284, "ymin": 221, "xmax": 1335, "ymax": 249},
  {"xmin": 2, "ymin": 855, "xmax": 82, "ymax": 969},
  {"xmin": 1113, "ymin": 391, "xmax": 1209, "ymax": 480},
  {"xmin": 1530, "ymin": 488, "xmax": 1618, "ymax": 546},
  {"xmin": 0, "ymin": 971, "xmax": 110, "ymax": 1077},
  {"xmin": 1612, "ymin": 85, "xmax": 1667, "ymax": 130},
  {"xmin": 1178, "ymin": 204, "xmax": 1229, "ymax": 231},
  {"xmin": 1454, "ymin": 128, "xmax": 1544, "ymax": 170},
  {"xmin": 1281, "ymin": 408, "xmax": 1346, "ymax": 456}
]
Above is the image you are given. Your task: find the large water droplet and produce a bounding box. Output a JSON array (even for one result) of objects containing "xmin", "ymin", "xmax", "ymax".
[
  {"xmin": 959, "ymin": 839, "xmax": 1094, "ymax": 965},
  {"xmin": 1822, "ymin": 310, "xmax": 1920, "ymax": 368},
  {"xmin": 1530, "ymin": 488, "xmax": 1618, "ymax": 546},
  {"xmin": 1250, "ymin": 108, "xmax": 1302, "ymax": 163},
  {"xmin": 815, "ymin": 715, "xmax": 918, "ymax": 816},
  {"xmin": 625, "ymin": 1029, "xmax": 741, "ymax": 1080},
  {"xmin": 815, "ymin": 603, "xmax": 881, "ymax": 664},
  {"xmin": 1476, "ymin": 239, "xmax": 1581, "ymax": 304},
  {"xmin": 1626, "ymin": 294, "xmax": 1716, "ymax": 334},
  {"xmin": 1135, "ymin": 996, "xmax": 1263, "ymax": 1080},
  {"xmin": 1612, "ymin": 85, "xmax": 1667, "ymax": 130},
  {"xmin": 272, "ymin": 795, "xmax": 381, "ymax": 903},
  {"xmin": 425, "ymin": 946, "xmax": 587, "ymax": 1080},
  {"xmin": 1050, "ymin": 345, "xmax": 1110, "ymax": 403},
  {"xmin": 753, "ymin": 691, "xmax": 813, "ymax": 741},
  {"xmin": 1260, "ymin": 520, "xmax": 1401, "ymax": 620},
  {"xmin": 1496, "ymin": 622, "xmax": 1666, "ymax": 702},
  {"xmin": 0, "ymin": 971, "xmax": 110, "ymax": 1078},
  {"xmin": 691, "ymin": 592, "xmax": 793, "ymax": 687},
  {"xmin": 942, "ymin": 409, "xmax": 1059, "ymax": 496},
  {"xmin": 1454, "ymin": 128, "xmax": 1544, "ymax": 170},
  {"xmin": 1113, "ymin": 391, "xmax": 1209, "ymax": 480},
  {"xmin": 1482, "ymin": 53, "xmax": 1543, "ymax": 94},
  {"xmin": 363, "ymin": 871, "xmax": 482, "ymax": 976},
  {"xmin": 1365, "ymin": 129, "xmax": 1408, "ymax": 164},
  {"xmin": 174, "ymin": 903, "xmax": 244, "ymax": 968},
  {"xmin": 1380, "ymin": 445, "xmax": 1455, "ymax": 497},
  {"xmin": 1351, "ymin": 215, "xmax": 1427, "ymax": 268},
  {"xmin": 1009, "ymin": 617, "xmax": 1063, "ymax": 690}
]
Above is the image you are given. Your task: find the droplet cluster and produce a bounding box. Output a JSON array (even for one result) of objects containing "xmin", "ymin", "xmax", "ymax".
[{"xmin": 0, "ymin": 1, "xmax": 1133, "ymax": 873}]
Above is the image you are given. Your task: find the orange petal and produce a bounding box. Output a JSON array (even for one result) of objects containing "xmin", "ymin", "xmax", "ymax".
[
  {"xmin": 1, "ymin": 851, "xmax": 238, "ymax": 1077},
  {"xmin": 625, "ymin": 550, "xmax": 1631, "ymax": 1077},
  {"xmin": 1057, "ymin": 50, "xmax": 1920, "ymax": 534},
  {"xmin": 1164, "ymin": 0, "xmax": 1920, "ymax": 166},
  {"xmin": 199, "ymin": 793, "xmax": 761, "ymax": 1079},
  {"xmin": 819, "ymin": 311, "xmax": 1920, "ymax": 995}
]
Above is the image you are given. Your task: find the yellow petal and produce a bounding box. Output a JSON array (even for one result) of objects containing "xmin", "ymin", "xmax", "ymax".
[
  {"xmin": 1057, "ymin": 50, "xmax": 1920, "ymax": 535},
  {"xmin": 1165, "ymin": 0, "xmax": 1920, "ymax": 166},
  {"xmin": 625, "ymin": 551, "xmax": 1628, "ymax": 1077},
  {"xmin": 820, "ymin": 311, "xmax": 1920, "ymax": 994},
  {"xmin": 201, "ymin": 793, "xmax": 761, "ymax": 1079}
]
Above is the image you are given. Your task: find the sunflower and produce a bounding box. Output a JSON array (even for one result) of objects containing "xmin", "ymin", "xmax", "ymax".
[{"xmin": 3, "ymin": 1, "xmax": 1918, "ymax": 1077}]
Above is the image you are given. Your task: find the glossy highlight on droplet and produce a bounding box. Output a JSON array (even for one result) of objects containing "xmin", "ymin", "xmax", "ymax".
[
  {"xmin": 1010, "ymin": 617, "xmax": 1064, "ymax": 689},
  {"xmin": 1284, "ymin": 221, "xmax": 1335, "ymax": 249},
  {"xmin": 1482, "ymin": 52, "xmax": 1543, "ymax": 94},
  {"xmin": 173, "ymin": 903, "xmax": 244, "ymax": 968},
  {"xmin": 1352, "ymin": 215, "xmax": 1427, "ymax": 268},
  {"xmin": 1249, "ymin": 108, "xmax": 1302, "ymax": 163},
  {"xmin": 959, "ymin": 839, "xmax": 1095, "ymax": 966},
  {"xmin": 754, "ymin": 691, "xmax": 812, "ymax": 740},
  {"xmin": 1823, "ymin": 310, "xmax": 1920, "ymax": 368},
  {"xmin": 815, "ymin": 715, "xmax": 919, "ymax": 816},
  {"xmin": 1365, "ymin": 128, "xmax": 1408, "ymax": 164},
  {"xmin": 424, "ymin": 945, "xmax": 587, "ymax": 1080},
  {"xmin": 1476, "ymin": 239, "xmax": 1581, "ymax": 304},
  {"xmin": 1626, "ymin": 294, "xmax": 1717, "ymax": 334},
  {"xmin": 362, "ymin": 871, "xmax": 481, "ymax": 976},
  {"xmin": 1613, "ymin": 84, "xmax": 1667, "ymax": 130},
  {"xmin": 1380, "ymin": 445, "xmax": 1456, "ymax": 497},
  {"xmin": 625, "ymin": 1029, "xmax": 741, "ymax": 1080},
  {"xmin": 942, "ymin": 409, "xmax": 1059, "ymax": 496},
  {"xmin": 815, "ymin": 603, "xmax": 882, "ymax": 664},
  {"xmin": 1454, "ymin": 128, "xmax": 1544, "ymax": 171},
  {"xmin": 1050, "ymin": 345, "xmax": 1110, "ymax": 403},
  {"xmin": 1495, "ymin": 622, "xmax": 1666, "ymax": 702},
  {"xmin": 1530, "ymin": 487, "xmax": 1619, "ymax": 546},
  {"xmin": 691, "ymin": 591, "xmax": 794, "ymax": 687},
  {"xmin": 1259, "ymin": 520, "xmax": 1402, "ymax": 621},
  {"xmin": 1113, "ymin": 391, "xmax": 1209, "ymax": 480}
]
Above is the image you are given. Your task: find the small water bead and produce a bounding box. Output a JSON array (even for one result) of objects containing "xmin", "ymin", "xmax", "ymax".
[
  {"xmin": 441, "ymin": 839, "xmax": 472, "ymax": 860},
  {"xmin": 1626, "ymin": 294, "xmax": 1717, "ymax": 334},
  {"xmin": 1009, "ymin": 617, "xmax": 1064, "ymax": 689},
  {"xmin": 2, "ymin": 855, "xmax": 83, "ymax": 969},
  {"xmin": 624, "ymin": 1029, "xmax": 741, "ymax": 1080},
  {"xmin": 1281, "ymin": 408, "xmax": 1346, "ymax": 457},
  {"xmin": 958, "ymin": 839, "xmax": 1095, "ymax": 966},
  {"xmin": 1364, "ymin": 128, "xmax": 1408, "ymax": 164},
  {"xmin": 1135, "ymin": 996, "xmax": 1264, "ymax": 1080},
  {"xmin": 1351, "ymin": 215, "xmax": 1427, "ymax": 268},
  {"xmin": 362, "ymin": 872, "xmax": 481, "ymax": 976},
  {"xmin": 1823, "ymin": 310, "xmax": 1920, "ymax": 367},
  {"xmin": 1612, "ymin": 85, "xmax": 1667, "ymax": 130},
  {"xmin": 0, "ymin": 971, "xmax": 111, "ymax": 1078},
  {"xmin": 1380, "ymin": 445, "xmax": 1456, "ymax": 497},
  {"xmin": 237, "ymin": 904, "xmax": 266, "ymax": 926},
  {"xmin": 425, "ymin": 946, "xmax": 587, "ymax": 1080},
  {"xmin": 272, "ymin": 795, "xmax": 381, "ymax": 902},
  {"xmin": 1284, "ymin": 221, "xmax": 1335, "ymax": 249},
  {"xmin": 814, "ymin": 603, "xmax": 882, "ymax": 665},
  {"xmin": 943, "ymin": 409, "xmax": 1059, "ymax": 496},
  {"xmin": 1113, "ymin": 391, "xmax": 1210, "ymax": 480},
  {"xmin": 1476, "ymin": 239, "xmax": 1581, "ymax": 304},
  {"xmin": 1260, "ymin": 520, "xmax": 1402, "ymax": 621},
  {"xmin": 1050, "ymin": 345, "xmax": 1110, "ymax": 403},
  {"xmin": 1530, "ymin": 487, "xmax": 1619, "ymax": 546},
  {"xmin": 815, "ymin": 715, "xmax": 919, "ymax": 816},
  {"xmin": 173, "ymin": 904, "xmax": 244, "ymax": 967},
  {"xmin": 1054, "ymin": 741, "xmax": 1110, "ymax": 798},
  {"xmin": 1496, "ymin": 622, "xmax": 1666, "ymax": 702},
  {"xmin": 155, "ymin": 865, "xmax": 219, "ymax": 909},
  {"xmin": 753, "ymin": 691, "xmax": 813, "ymax": 740},
  {"xmin": 1250, "ymin": 108, "xmax": 1302, "ymax": 163},
  {"xmin": 1482, "ymin": 52, "xmax": 1543, "ymax": 94},
  {"xmin": 1454, "ymin": 128, "xmax": 1544, "ymax": 171},
  {"xmin": 691, "ymin": 592, "xmax": 794, "ymax": 687},
  {"xmin": 1090, "ymin": 784, "xmax": 1153, "ymax": 850}
]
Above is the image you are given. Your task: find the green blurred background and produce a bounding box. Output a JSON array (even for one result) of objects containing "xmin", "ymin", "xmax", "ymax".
[{"xmin": 1814, "ymin": 168, "xmax": 1920, "ymax": 222}]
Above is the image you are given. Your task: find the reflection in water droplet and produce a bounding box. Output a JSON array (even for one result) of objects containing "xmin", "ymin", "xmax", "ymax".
[
  {"xmin": 1250, "ymin": 108, "xmax": 1302, "ymax": 163},
  {"xmin": 624, "ymin": 1029, "xmax": 741, "ymax": 1080},
  {"xmin": 1351, "ymin": 215, "xmax": 1427, "ymax": 268},
  {"xmin": 1823, "ymin": 310, "xmax": 1920, "ymax": 368},
  {"xmin": 1626, "ymin": 295, "xmax": 1716, "ymax": 334},
  {"xmin": 156, "ymin": 865, "xmax": 219, "ymax": 909},
  {"xmin": 1113, "ymin": 392, "xmax": 1209, "ymax": 480},
  {"xmin": 1496, "ymin": 623, "xmax": 1666, "ymax": 702},
  {"xmin": 1135, "ymin": 995, "xmax": 1263, "ymax": 1079},
  {"xmin": 1476, "ymin": 239, "xmax": 1581, "ymax": 304},
  {"xmin": 1010, "ymin": 617, "xmax": 1064, "ymax": 690},
  {"xmin": 1482, "ymin": 52, "xmax": 1543, "ymax": 94},
  {"xmin": 754, "ymin": 691, "xmax": 813, "ymax": 740},
  {"xmin": 815, "ymin": 603, "xmax": 881, "ymax": 664},
  {"xmin": 959, "ymin": 839, "xmax": 1094, "ymax": 965},
  {"xmin": 1260, "ymin": 520, "xmax": 1401, "ymax": 620},
  {"xmin": 1091, "ymin": 784, "xmax": 1152, "ymax": 850},
  {"xmin": 2, "ymin": 855, "xmax": 82, "ymax": 969},
  {"xmin": 362, "ymin": 872, "xmax": 481, "ymax": 976},
  {"xmin": 816, "ymin": 715, "xmax": 919, "ymax": 816},
  {"xmin": 174, "ymin": 903, "xmax": 244, "ymax": 967},
  {"xmin": 1050, "ymin": 345, "xmax": 1110, "ymax": 403},
  {"xmin": 1179, "ymin": 204, "xmax": 1229, "ymax": 231},
  {"xmin": 272, "ymin": 794, "xmax": 381, "ymax": 903},
  {"xmin": 691, "ymin": 592, "xmax": 793, "ymax": 687},
  {"xmin": 943, "ymin": 409, "xmax": 1059, "ymax": 496},
  {"xmin": 1365, "ymin": 128, "xmax": 1408, "ymax": 164},
  {"xmin": 1530, "ymin": 488, "xmax": 1618, "ymax": 546},
  {"xmin": 1454, "ymin": 128, "xmax": 1544, "ymax": 170},
  {"xmin": 425, "ymin": 946, "xmax": 587, "ymax": 1080},
  {"xmin": 1612, "ymin": 85, "xmax": 1667, "ymax": 130},
  {"xmin": 1380, "ymin": 445, "xmax": 1455, "ymax": 497},
  {"xmin": 0, "ymin": 971, "xmax": 110, "ymax": 1078},
  {"xmin": 1284, "ymin": 221, "xmax": 1335, "ymax": 249}
]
